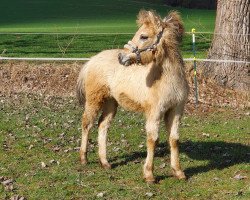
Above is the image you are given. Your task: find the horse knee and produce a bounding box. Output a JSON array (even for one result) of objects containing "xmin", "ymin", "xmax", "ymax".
[
  {"xmin": 146, "ymin": 121, "xmax": 160, "ymax": 141},
  {"xmin": 169, "ymin": 137, "xmax": 179, "ymax": 148}
]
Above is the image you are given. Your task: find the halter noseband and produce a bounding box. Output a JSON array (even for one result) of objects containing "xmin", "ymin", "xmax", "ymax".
[{"xmin": 125, "ymin": 28, "xmax": 164, "ymax": 64}]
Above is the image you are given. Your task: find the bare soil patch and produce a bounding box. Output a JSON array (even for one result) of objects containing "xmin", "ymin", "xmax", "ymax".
[{"xmin": 0, "ymin": 61, "xmax": 248, "ymax": 112}]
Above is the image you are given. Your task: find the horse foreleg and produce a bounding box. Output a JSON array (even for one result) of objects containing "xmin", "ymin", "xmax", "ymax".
[
  {"xmin": 165, "ymin": 108, "xmax": 186, "ymax": 179},
  {"xmin": 143, "ymin": 117, "xmax": 160, "ymax": 183},
  {"xmin": 98, "ymin": 99, "xmax": 117, "ymax": 169}
]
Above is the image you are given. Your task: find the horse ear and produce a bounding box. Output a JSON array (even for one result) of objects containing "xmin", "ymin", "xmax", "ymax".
[
  {"xmin": 163, "ymin": 11, "xmax": 184, "ymax": 40},
  {"xmin": 148, "ymin": 11, "xmax": 160, "ymax": 27},
  {"xmin": 137, "ymin": 9, "xmax": 162, "ymax": 28},
  {"xmin": 148, "ymin": 11, "xmax": 155, "ymax": 20}
]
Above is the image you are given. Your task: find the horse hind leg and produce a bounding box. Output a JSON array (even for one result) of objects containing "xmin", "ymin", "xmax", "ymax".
[
  {"xmin": 98, "ymin": 99, "xmax": 118, "ymax": 169},
  {"xmin": 164, "ymin": 106, "xmax": 186, "ymax": 179},
  {"xmin": 80, "ymin": 102, "xmax": 101, "ymax": 165}
]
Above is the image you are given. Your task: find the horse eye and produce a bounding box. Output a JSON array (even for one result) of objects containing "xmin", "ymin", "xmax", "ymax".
[{"xmin": 140, "ymin": 35, "xmax": 148, "ymax": 40}]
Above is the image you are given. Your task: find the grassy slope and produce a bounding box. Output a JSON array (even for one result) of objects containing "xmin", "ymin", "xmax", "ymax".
[
  {"xmin": 0, "ymin": 0, "xmax": 215, "ymax": 33},
  {"xmin": 0, "ymin": 94, "xmax": 249, "ymax": 199},
  {"xmin": 0, "ymin": 0, "xmax": 215, "ymax": 58}
]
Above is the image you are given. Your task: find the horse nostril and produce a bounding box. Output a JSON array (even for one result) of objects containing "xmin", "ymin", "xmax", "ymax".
[
  {"xmin": 118, "ymin": 52, "xmax": 126, "ymax": 65},
  {"xmin": 124, "ymin": 60, "xmax": 130, "ymax": 66},
  {"xmin": 118, "ymin": 53, "xmax": 122, "ymax": 63},
  {"xmin": 118, "ymin": 53, "xmax": 123, "ymax": 65},
  {"xmin": 118, "ymin": 52, "xmax": 131, "ymax": 66}
]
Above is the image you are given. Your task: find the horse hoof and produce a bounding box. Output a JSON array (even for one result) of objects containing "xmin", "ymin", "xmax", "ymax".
[
  {"xmin": 145, "ymin": 178, "xmax": 155, "ymax": 184},
  {"xmin": 80, "ymin": 158, "xmax": 88, "ymax": 165},
  {"xmin": 173, "ymin": 170, "xmax": 186, "ymax": 180},
  {"xmin": 144, "ymin": 176, "xmax": 155, "ymax": 184},
  {"xmin": 178, "ymin": 174, "xmax": 187, "ymax": 180},
  {"xmin": 101, "ymin": 162, "xmax": 112, "ymax": 169}
]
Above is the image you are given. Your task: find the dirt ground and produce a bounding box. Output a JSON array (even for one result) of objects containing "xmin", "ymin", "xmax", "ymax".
[{"xmin": 0, "ymin": 61, "xmax": 249, "ymax": 113}]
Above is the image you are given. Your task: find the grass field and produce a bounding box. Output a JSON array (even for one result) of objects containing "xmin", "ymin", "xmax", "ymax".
[
  {"xmin": 2, "ymin": 2, "xmax": 248, "ymax": 199},
  {"xmin": 0, "ymin": 33, "xmax": 212, "ymax": 58},
  {"xmin": 0, "ymin": 0, "xmax": 215, "ymax": 58},
  {"xmin": 0, "ymin": 94, "xmax": 249, "ymax": 199},
  {"xmin": 0, "ymin": 0, "xmax": 215, "ymax": 33}
]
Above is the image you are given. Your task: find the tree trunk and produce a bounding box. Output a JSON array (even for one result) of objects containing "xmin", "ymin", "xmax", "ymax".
[{"xmin": 204, "ymin": 0, "xmax": 250, "ymax": 91}]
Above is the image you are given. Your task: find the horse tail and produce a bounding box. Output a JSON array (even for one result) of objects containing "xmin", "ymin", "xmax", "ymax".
[{"xmin": 76, "ymin": 64, "xmax": 87, "ymax": 106}]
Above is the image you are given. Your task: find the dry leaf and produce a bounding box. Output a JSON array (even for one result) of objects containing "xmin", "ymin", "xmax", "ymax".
[
  {"xmin": 145, "ymin": 192, "xmax": 154, "ymax": 197},
  {"xmin": 1, "ymin": 179, "xmax": 13, "ymax": 186},
  {"xmin": 41, "ymin": 162, "xmax": 47, "ymax": 168},
  {"xmin": 97, "ymin": 192, "xmax": 104, "ymax": 198},
  {"xmin": 233, "ymin": 174, "xmax": 247, "ymax": 180},
  {"xmin": 159, "ymin": 163, "xmax": 166, "ymax": 169}
]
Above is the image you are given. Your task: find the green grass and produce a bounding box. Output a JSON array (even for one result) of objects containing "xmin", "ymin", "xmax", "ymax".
[
  {"xmin": 0, "ymin": 94, "xmax": 249, "ymax": 199},
  {"xmin": 0, "ymin": 0, "xmax": 215, "ymax": 58},
  {"xmin": 0, "ymin": 0, "xmax": 215, "ymax": 33},
  {"xmin": 0, "ymin": 33, "xmax": 212, "ymax": 58}
]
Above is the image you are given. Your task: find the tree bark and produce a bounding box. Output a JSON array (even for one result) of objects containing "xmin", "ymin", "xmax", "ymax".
[{"xmin": 204, "ymin": 0, "xmax": 250, "ymax": 91}]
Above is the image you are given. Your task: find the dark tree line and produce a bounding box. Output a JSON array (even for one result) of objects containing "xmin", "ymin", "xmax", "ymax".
[{"xmin": 165, "ymin": 0, "xmax": 216, "ymax": 9}]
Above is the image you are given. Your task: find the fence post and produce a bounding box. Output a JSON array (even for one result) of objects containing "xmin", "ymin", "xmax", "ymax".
[{"xmin": 192, "ymin": 28, "xmax": 198, "ymax": 106}]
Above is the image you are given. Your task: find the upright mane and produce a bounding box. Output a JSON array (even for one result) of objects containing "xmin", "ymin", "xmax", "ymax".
[
  {"xmin": 135, "ymin": 10, "xmax": 184, "ymax": 66},
  {"xmin": 137, "ymin": 10, "xmax": 162, "ymax": 28},
  {"xmin": 137, "ymin": 10, "xmax": 184, "ymax": 41},
  {"xmin": 163, "ymin": 11, "xmax": 184, "ymax": 42}
]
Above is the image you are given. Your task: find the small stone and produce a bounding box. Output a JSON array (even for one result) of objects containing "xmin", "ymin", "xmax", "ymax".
[
  {"xmin": 138, "ymin": 144, "xmax": 144, "ymax": 148},
  {"xmin": 133, "ymin": 159, "xmax": 141, "ymax": 164},
  {"xmin": 49, "ymin": 160, "xmax": 56, "ymax": 164},
  {"xmin": 5, "ymin": 184, "xmax": 14, "ymax": 191},
  {"xmin": 11, "ymin": 195, "xmax": 25, "ymax": 200},
  {"xmin": 97, "ymin": 192, "xmax": 104, "ymax": 198},
  {"xmin": 10, "ymin": 195, "xmax": 19, "ymax": 200},
  {"xmin": 202, "ymin": 133, "xmax": 210, "ymax": 137},
  {"xmin": 145, "ymin": 192, "xmax": 154, "ymax": 197},
  {"xmin": 1, "ymin": 179, "xmax": 13, "ymax": 185},
  {"xmin": 213, "ymin": 177, "xmax": 220, "ymax": 181},
  {"xmin": 236, "ymin": 190, "xmax": 243, "ymax": 196},
  {"xmin": 113, "ymin": 147, "xmax": 120, "ymax": 152},
  {"xmin": 74, "ymin": 147, "xmax": 80, "ymax": 151},
  {"xmin": 159, "ymin": 163, "xmax": 166, "ymax": 169},
  {"xmin": 233, "ymin": 174, "xmax": 247, "ymax": 180},
  {"xmin": 52, "ymin": 146, "xmax": 61, "ymax": 152},
  {"xmin": 41, "ymin": 162, "xmax": 47, "ymax": 168}
]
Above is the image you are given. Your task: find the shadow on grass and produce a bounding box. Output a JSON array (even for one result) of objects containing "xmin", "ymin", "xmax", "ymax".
[
  {"xmin": 110, "ymin": 141, "xmax": 250, "ymax": 179},
  {"xmin": 110, "ymin": 142, "xmax": 168, "ymax": 169},
  {"xmin": 181, "ymin": 141, "xmax": 250, "ymax": 177}
]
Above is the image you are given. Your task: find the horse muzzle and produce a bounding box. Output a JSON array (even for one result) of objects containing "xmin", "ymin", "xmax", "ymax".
[{"xmin": 118, "ymin": 52, "xmax": 132, "ymax": 66}]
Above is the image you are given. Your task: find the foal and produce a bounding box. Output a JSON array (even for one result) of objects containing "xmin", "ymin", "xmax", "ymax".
[{"xmin": 77, "ymin": 10, "xmax": 189, "ymax": 183}]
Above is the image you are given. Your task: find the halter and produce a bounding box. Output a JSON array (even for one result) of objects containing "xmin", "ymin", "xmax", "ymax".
[{"xmin": 125, "ymin": 28, "xmax": 164, "ymax": 64}]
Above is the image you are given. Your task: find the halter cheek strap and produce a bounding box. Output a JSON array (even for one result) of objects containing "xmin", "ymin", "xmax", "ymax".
[{"xmin": 125, "ymin": 28, "xmax": 164, "ymax": 64}]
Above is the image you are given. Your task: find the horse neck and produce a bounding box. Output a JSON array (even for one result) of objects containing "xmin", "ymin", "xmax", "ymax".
[{"xmin": 154, "ymin": 47, "xmax": 185, "ymax": 76}]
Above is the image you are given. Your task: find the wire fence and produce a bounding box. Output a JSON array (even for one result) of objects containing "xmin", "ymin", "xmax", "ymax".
[
  {"xmin": 0, "ymin": 31, "xmax": 249, "ymax": 64},
  {"xmin": 0, "ymin": 56, "xmax": 249, "ymax": 64},
  {"xmin": 0, "ymin": 32, "xmax": 249, "ymax": 36}
]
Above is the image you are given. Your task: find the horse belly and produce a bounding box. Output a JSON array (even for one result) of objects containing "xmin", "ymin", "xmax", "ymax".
[
  {"xmin": 116, "ymin": 92, "xmax": 148, "ymax": 112},
  {"xmin": 110, "ymin": 81, "xmax": 150, "ymax": 113}
]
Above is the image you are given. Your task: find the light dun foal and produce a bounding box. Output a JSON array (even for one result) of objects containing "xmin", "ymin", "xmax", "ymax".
[{"xmin": 77, "ymin": 10, "xmax": 189, "ymax": 183}]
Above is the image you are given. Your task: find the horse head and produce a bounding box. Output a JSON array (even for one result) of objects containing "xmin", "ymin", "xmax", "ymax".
[{"xmin": 118, "ymin": 10, "xmax": 184, "ymax": 66}]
